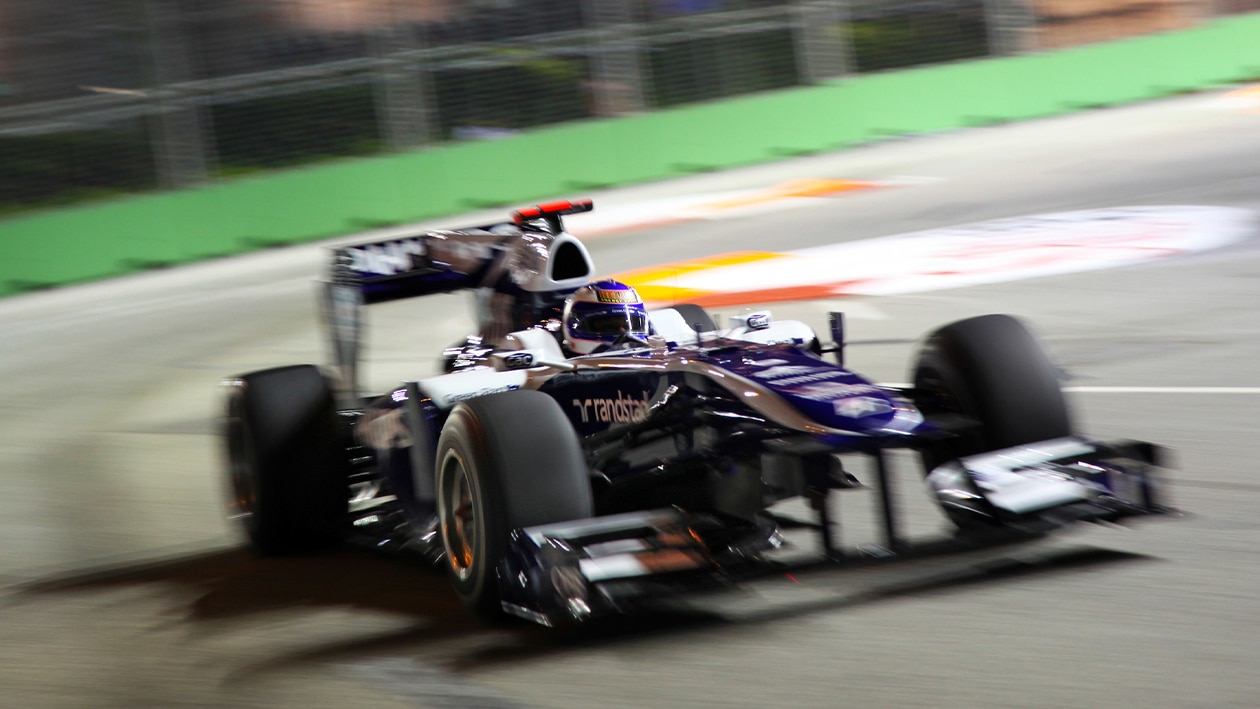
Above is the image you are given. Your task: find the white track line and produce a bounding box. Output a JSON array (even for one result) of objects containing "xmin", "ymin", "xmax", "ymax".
[
  {"xmin": 879, "ymin": 384, "xmax": 1260, "ymax": 394},
  {"xmin": 1064, "ymin": 386, "xmax": 1260, "ymax": 394}
]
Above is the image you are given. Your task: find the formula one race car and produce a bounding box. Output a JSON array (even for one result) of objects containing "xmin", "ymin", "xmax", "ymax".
[{"xmin": 223, "ymin": 199, "xmax": 1172, "ymax": 626}]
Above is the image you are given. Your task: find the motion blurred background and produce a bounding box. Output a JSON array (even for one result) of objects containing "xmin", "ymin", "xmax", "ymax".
[
  {"xmin": 3, "ymin": 0, "xmax": 1257, "ymax": 217},
  {"xmin": 3, "ymin": 5, "xmax": 1260, "ymax": 707}
]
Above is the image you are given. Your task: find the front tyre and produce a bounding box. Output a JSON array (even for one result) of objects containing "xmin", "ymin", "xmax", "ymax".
[
  {"xmin": 435, "ymin": 389, "xmax": 593, "ymax": 618},
  {"xmin": 912, "ymin": 314, "xmax": 1073, "ymax": 474},
  {"xmin": 223, "ymin": 365, "xmax": 349, "ymax": 555}
]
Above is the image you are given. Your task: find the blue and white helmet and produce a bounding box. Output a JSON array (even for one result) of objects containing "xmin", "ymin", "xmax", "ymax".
[{"xmin": 562, "ymin": 279, "xmax": 650, "ymax": 355}]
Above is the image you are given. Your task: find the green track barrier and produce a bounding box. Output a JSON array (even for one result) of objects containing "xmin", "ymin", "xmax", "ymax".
[{"xmin": 4, "ymin": 13, "xmax": 1260, "ymax": 297}]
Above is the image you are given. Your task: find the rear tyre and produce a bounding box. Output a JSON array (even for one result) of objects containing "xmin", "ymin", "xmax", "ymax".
[
  {"xmin": 912, "ymin": 314, "xmax": 1073, "ymax": 474},
  {"xmin": 223, "ymin": 365, "xmax": 349, "ymax": 554},
  {"xmin": 436, "ymin": 389, "xmax": 593, "ymax": 619}
]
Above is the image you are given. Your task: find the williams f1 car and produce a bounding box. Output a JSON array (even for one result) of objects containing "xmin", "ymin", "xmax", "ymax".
[{"xmin": 223, "ymin": 199, "xmax": 1172, "ymax": 626}]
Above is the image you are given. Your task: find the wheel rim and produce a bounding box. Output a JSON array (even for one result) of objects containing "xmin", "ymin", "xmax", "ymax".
[
  {"xmin": 915, "ymin": 362, "xmax": 987, "ymax": 470},
  {"xmin": 438, "ymin": 449, "xmax": 478, "ymax": 582},
  {"xmin": 915, "ymin": 365, "xmax": 962, "ymax": 417},
  {"xmin": 225, "ymin": 393, "xmax": 258, "ymax": 521}
]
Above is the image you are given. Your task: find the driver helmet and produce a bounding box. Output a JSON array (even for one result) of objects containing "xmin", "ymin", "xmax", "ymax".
[{"xmin": 562, "ymin": 279, "xmax": 650, "ymax": 355}]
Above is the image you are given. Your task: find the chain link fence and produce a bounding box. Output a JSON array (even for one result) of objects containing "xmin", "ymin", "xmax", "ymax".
[{"xmin": 0, "ymin": 0, "xmax": 1244, "ymax": 215}]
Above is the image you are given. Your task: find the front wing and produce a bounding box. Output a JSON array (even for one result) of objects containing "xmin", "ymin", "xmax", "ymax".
[{"xmin": 496, "ymin": 436, "xmax": 1172, "ymax": 626}]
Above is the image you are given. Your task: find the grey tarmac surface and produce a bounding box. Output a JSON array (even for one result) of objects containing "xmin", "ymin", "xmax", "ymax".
[{"xmin": 1, "ymin": 88, "xmax": 1258, "ymax": 708}]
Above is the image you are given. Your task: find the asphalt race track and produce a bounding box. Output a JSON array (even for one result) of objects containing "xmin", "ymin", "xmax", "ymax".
[{"xmin": 2, "ymin": 88, "xmax": 1259, "ymax": 708}]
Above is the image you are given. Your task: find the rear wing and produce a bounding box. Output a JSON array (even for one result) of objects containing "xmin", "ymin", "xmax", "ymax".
[
  {"xmin": 322, "ymin": 199, "xmax": 596, "ymax": 405},
  {"xmin": 331, "ymin": 198, "xmax": 595, "ymax": 305}
]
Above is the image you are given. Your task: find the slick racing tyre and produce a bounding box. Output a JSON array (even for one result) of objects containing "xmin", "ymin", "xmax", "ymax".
[
  {"xmin": 224, "ymin": 365, "xmax": 349, "ymax": 555},
  {"xmin": 912, "ymin": 314, "xmax": 1073, "ymax": 476},
  {"xmin": 435, "ymin": 389, "xmax": 593, "ymax": 619}
]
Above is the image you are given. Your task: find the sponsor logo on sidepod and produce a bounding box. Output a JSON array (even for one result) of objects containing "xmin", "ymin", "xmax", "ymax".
[
  {"xmin": 795, "ymin": 382, "xmax": 882, "ymax": 402},
  {"xmin": 572, "ymin": 390, "xmax": 652, "ymax": 424},
  {"xmin": 834, "ymin": 396, "xmax": 891, "ymax": 418},
  {"xmin": 753, "ymin": 365, "xmax": 818, "ymax": 379}
]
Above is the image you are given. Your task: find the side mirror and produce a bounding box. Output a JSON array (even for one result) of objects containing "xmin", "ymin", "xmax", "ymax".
[{"xmin": 828, "ymin": 311, "xmax": 845, "ymax": 367}]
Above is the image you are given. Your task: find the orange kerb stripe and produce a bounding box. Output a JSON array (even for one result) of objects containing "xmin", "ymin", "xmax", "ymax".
[
  {"xmin": 614, "ymin": 251, "xmax": 787, "ymax": 306},
  {"xmin": 647, "ymin": 281, "xmax": 870, "ymax": 309},
  {"xmin": 1224, "ymin": 84, "xmax": 1260, "ymax": 100},
  {"xmin": 703, "ymin": 178, "xmax": 878, "ymax": 211},
  {"xmin": 613, "ymin": 251, "xmax": 785, "ymax": 284},
  {"xmin": 633, "ymin": 284, "xmax": 713, "ymax": 303}
]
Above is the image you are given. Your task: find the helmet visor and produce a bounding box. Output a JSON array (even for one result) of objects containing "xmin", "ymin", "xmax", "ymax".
[{"xmin": 582, "ymin": 310, "xmax": 649, "ymax": 337}]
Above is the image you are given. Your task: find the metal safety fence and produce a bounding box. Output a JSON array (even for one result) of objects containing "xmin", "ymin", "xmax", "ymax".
[{"xmin": 0, "ymin": 0, "xmax": 1248, "ymax": 215}]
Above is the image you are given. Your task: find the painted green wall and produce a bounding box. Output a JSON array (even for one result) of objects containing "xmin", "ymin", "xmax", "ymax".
[{"xmin": 4, "ymin": 13, "xmax": 1260, "ymax": 296}]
